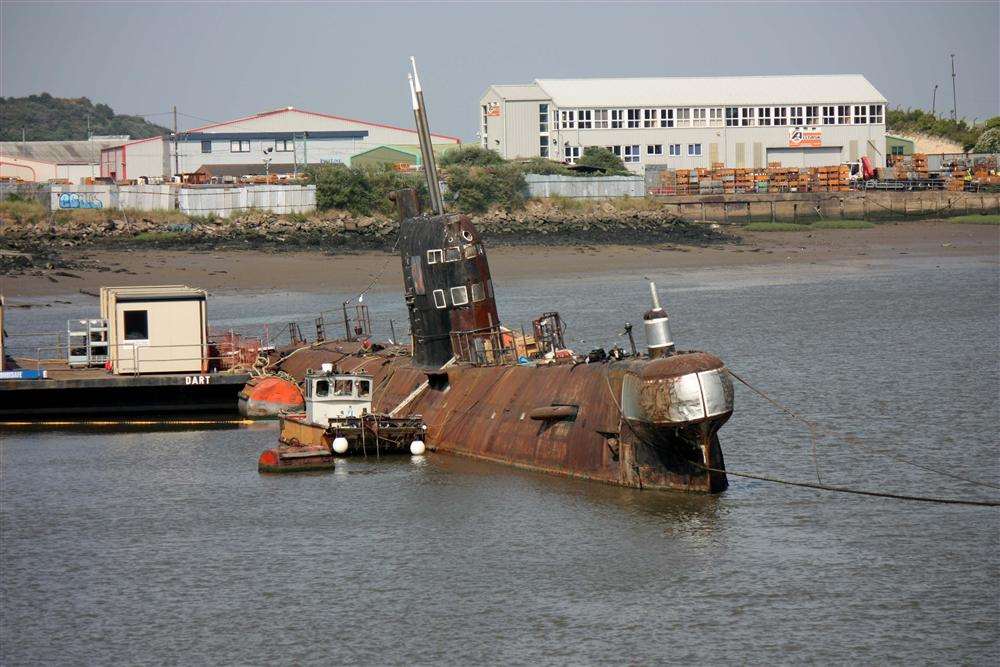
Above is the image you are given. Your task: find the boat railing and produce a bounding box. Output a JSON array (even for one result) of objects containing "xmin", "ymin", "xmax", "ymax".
[
  {"xmin": 25, "ymin": 339, "xmax": 265, "ymax": 376},
  {"xmin": 449, "ymin": 325, "xmax": 532, "ymax": 367}
]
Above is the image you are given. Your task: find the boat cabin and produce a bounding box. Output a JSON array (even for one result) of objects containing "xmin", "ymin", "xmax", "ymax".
[{"xmin": 304, "ymin": 369, "xmax": 373, "ymax": 425}]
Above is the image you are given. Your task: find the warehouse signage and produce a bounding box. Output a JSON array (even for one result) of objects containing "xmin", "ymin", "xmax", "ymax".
[
  {"xmin": 485, "ymin": 102, "xmax": 501, "ymax": 117},
  {"xmin": 788, "ymin": 127, "xmax": 822, "ymax": 148}
]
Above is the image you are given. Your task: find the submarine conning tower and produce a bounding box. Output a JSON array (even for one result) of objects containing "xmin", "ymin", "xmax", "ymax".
[{"xmin": 393, "ymin": 189, "xmax": 501, "ymax": 370}]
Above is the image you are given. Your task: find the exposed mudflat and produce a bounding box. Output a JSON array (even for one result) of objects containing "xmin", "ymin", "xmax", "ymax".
[{"xmin": 2, "ymin": 220, "xmax": 995, "ymax": 299}]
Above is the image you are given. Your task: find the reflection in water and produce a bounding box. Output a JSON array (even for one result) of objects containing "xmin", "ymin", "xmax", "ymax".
[{"xmin": 2, "ymin": 260, "xmax": 998, "ymax": 664}]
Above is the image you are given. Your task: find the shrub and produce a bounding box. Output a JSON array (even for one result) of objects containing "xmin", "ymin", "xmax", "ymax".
[
  {"xmin": 577, "ymin": 147, "xmax": 630, "ymax": 175},
  {"xmin": 438, "ymin": 145, "xmax": 505, "ymax": 168},
  {"xmin": 516, "ymin": 157, "xmax": 575, "ymax": 176},
  {"xmin": 304, "ymin": 164, "xmax": 426, "ymax": 216},
  {"xmin": 444, "ymin": 163, "xmax": 527, "ymax": 213},
  {"xmin": 972, "ymin": 127, "xmax": 1000, "ymax": 153},
  {"xmin": 0, "ymin": 199, "xmax": 47, "ymax": 224}
]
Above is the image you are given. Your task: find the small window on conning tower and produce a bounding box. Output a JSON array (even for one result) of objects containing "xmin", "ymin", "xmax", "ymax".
[
  {"xmin": 432, "ymin": 289, "xmax": 447, "ymax": 309},
  {"xmin": 471, "ymin": 282, "xmax": 485, "ymax": 302},
  {"xmin": 427, "ymin": 249, "xmax": 443, "ymax": 264},
  {"xmin": 450, "ymin": 286, "xmax": 469, "ymax": 306},
  {"xmin": 445, "ymin": 246, "xmax": 461, "ymax": 262},
  {"xmin": 463, "ymin": 245, "xmax": 477, "ymax": 259}
]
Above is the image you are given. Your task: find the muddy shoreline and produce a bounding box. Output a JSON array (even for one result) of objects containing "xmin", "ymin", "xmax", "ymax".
[{"xmin": 2, "ymin": 220, "xmax": 995, "ymax": 299}]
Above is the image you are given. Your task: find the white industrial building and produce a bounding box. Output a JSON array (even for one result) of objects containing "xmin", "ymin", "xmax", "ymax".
[
  {"xmin": 479, "ymin": 75, "xmax": 888, "ymax": 171},
  {"xmin": 100, "ymin": 107, "xmax": 460, "ymax": 181}
]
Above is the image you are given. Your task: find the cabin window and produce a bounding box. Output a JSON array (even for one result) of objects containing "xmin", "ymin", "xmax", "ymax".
[
  {"xmin": 445, "ymin": 246, "xmax": 461, "ymax": 262},
  {"xmin": 450, "ymin": 286, "xmax": 469, "ymax": 306},
  {"xmin": 334, "ymin": 379, "xmax": 353, "ymax": 396},
  {"xmin": 432, "ymin": 289, "xmax": 447, "ymax": 309},
  {"xmin": 463, "ymin": 245, "xmax": 477, "ymax": 259},
  {"xmin": 471, "ymin": 282, "xmax": 485, "ymax": 302},
  {"xmin": 123, "ymin": 310, "xmax": 148, "ymax": 340},
  {"xmin": 357, "ymin": 379, "xmax": 371, "ymax": 397},
  {"xmin": 315, "ymin": 380, "xmax": 330, "ymax": 397},
  {"xmin": 426, "ymin": 249, "xmax": 443, "ymax": 264}
]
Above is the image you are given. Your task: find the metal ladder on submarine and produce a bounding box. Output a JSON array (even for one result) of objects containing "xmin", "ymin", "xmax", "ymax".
[{"xmin": 368, "ymin": 59, "xmax": 734, "ymax": 493}]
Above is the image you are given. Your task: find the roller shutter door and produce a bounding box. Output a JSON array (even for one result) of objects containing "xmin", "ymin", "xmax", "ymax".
[{"xmin": 766, "ymin": 147, "xmax": 842, "ymax": 168}]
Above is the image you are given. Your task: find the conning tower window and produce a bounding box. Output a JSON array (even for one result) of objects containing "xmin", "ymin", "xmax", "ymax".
[
  {"xmin": 315, "ymin": 380, "xmax": 330, "ymax": 397},
  {"xmin": 334, "ymin": 379, "xmax": 353, "ymax": 396},
  {"xmin": 427, "ymin": 249, "xmax": 443, "ymax": 264},
  {"xmin": 450, "ymin": 286, "xmax": 469, "ymax": 306},
  {"xmin": 471, "ymin": 283, "xmax": 485, "ymax": 302},
  {"xmin": 432, "ymin": 289, "xmax": 447, "ymax": 309},
  {"xmin": 463, "ymin": 245, "xmax": 477, "ymax": 259},
  {"xmin": 358, "ymin": 380, "xmax": 371, "ymax": 397},
  {"xmin": 445, "ymin": 247, "xmax": 461, "ymax": 262}
]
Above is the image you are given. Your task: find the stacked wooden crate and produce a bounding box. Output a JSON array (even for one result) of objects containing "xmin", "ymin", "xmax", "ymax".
[{"xmin": 674, "ymin": 169, "xmax": 692, "ymax": 195}]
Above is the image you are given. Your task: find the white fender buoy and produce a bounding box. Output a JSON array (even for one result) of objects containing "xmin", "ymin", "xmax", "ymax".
[
  {"xmin": 332, "ymin": 437, "xmax": 349, "ymax": 455},
  {"xmin": 409, "ymin": 440, "xmax": 425, "ymax": 455}
]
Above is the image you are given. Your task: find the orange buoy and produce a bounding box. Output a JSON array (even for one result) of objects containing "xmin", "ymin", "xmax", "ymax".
[{"xmin": 239, "ymin": 376, "xmax": 304, "ymax": 417}]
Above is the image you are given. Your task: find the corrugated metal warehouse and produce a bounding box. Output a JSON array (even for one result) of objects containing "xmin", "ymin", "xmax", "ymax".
[
  {"xmin": 101, "ymin": 107, "xmax": 461, "ymax": 181},
  {"xmin": 1, "ymin": 138, "xmax": 124, "ymax": 182},
  {"xmin": 479, "ymin": 75, "xmax": 888, "ymax": 172}
]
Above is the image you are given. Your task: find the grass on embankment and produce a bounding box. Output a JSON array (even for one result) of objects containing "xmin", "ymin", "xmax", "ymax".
[
  {"xmin": 745, "ymin": 219, "xmax": 876, "ymax": 232},
  {"xmin": 948, "ymin": 214, "xmax": 1000, "ymax": 225}
]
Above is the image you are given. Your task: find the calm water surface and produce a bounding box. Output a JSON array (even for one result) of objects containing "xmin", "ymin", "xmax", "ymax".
[{"xmin": 2, "ymin": 254, "xmax": 998, "ymax": 664}]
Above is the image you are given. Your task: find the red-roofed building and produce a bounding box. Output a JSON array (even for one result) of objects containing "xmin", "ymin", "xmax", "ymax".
[{"xmin": 100, "ymin": 106, "xmax": 460, "ymax": 181}]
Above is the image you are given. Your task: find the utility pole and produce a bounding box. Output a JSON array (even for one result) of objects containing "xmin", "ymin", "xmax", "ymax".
[
  {"xmin": 172, "ymin": 105, "xmax": 180, "ymax": 178},
  {"xmin": 931, "ymin": 84, "xmax": 938, "ymax": 116},
  {"xmin": 950, "ymin": 54, "xmax": 958, "ymax": 121}
]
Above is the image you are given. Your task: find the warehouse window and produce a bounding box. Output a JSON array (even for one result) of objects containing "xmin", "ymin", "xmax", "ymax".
[
  {"xmin": 432, "ymin": 290, "xmax": 447, "ymax": 309},
  {"xmin": 790, "ymin": 106, "xmax": 804, "ymax": 125},
  {"xmin": 668, "ymin": 143, "xmax": 681, "ymax": 156},
  {"xmin": 688, "ymin": 143, "xmax": 702, "ymax": 156},
  {"xmin": 891, "ymin": 145, "xmax": 904, "ymax": 156},
  {"xmin": 539, "ymin": 104, "xmax": 549, "ymax": 133},
  {"xmin": 757, "ymin": 107, "xmax": 771, "ymax": 126},
  {"xmin": 623, "ymin": 145, "xmax": 640, "ymax": 163},
  {"xmin": 539, "ymin": 135, "xmax": 548, "ymax": 158},
  {"xmin": 200, "ymin": 140, "xmax": 212, "ymax": 153},
  {"xmin": 740, "ymin": 107, "xmax": 755, "ymax": 126},
  {"xmin": 563, "ymin": 145, "xmax": 580, "ymax": 163},
  {"xmin": 607, "ymin": 145, "xmax": 622, "ymax": 157},
  {"xmin": 230, "ymin": 140, "xmax": 251, "ymax": 153},
  {"xmin": 450, "ymin": 286, "xmax": 469, "ymax": 307},
  {"xmin": 676, "ymin": 108, "xmax": 691, "ymax": 127},
  {"xmin": 822, "ymin": 106, "xmax": 836, "ymax": 125},
  {"xmin": 643, "ymin": 109, "xmax": 658, "ymax": 128},
  {"xmin": 627, "ymin": 109, "xmax": 641, "ymax": 128},
  {"xmin": 611, "ymin": 109, "xmax": 624, "ymax": 129},
  {"xmin": 593, "ymin": 109, "xmax": 609, "ymax": 129},
  {"xmin": 853, "ymin": 105, "xmax": 868, "ymax": 124},
  {"xmin": 805, "ymin": 106, "xmax": 819, "ymax": 124},
  {"xmin": 123, "ymin": 310, "xmax": 148, "ymax": 340},
  {"xmin": 838, "ymin": 105, "xmax": 851, "ymax": 124},
  {"xmin": 647, "ymin": 144, "xmax": 663, "ymax": 156},
  {"xmin": 773, "ymin": 107, "xmax": 787, "ymax": 126},
  {"xmin": 725, "ymin": 107, "xmax": 739, "ymax": 127},
  {"xmin": 275, "ymin": 139, "xmax": 293, "ymax": 152},
  {"xmin": 577, "ymin": 109, "xmax": 592, "ymax": 129},
  {"xmin": 659, "ymin": 108, "xmax": 674, "ymax": 128},
  {"xmin": 692, "ymin": 108, "xmax": 707, "ymax": 127},
  {"xmin": 560, "ymin": 110, "xmax": 575, "ymax": 129},
  {"xmin": 709, "ymin": 108, "xmax": 724, "ymax": 127},
  {"xmin": 481, "ymin": 105, "xmax": 488, "ymax": 147},
  {"xmin": 471, "ymin": 282, "xmax": 485, "ymax": 302},
  {"xmin": 870, "ymin": 104, "xmax": 883, "ymax": 124}
]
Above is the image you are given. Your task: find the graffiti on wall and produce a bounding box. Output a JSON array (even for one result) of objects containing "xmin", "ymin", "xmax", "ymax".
[{"xmin": 58, "ymin": 192, "xmax": 104, "ymax": 209}]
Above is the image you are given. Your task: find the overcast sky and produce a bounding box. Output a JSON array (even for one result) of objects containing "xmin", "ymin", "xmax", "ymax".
[{"xmin": 2, "ymin": 1, "xmax": 997, "ymax": 139}]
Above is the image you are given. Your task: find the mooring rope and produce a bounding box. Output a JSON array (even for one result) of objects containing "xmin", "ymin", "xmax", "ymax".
[
  {"xmin": 600, "ymin": 367, "xmax": 999, "ymax": 507},
  {"xmin": 726, "ymin": 368, "xmax": 1000, "ymax": 491}
]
